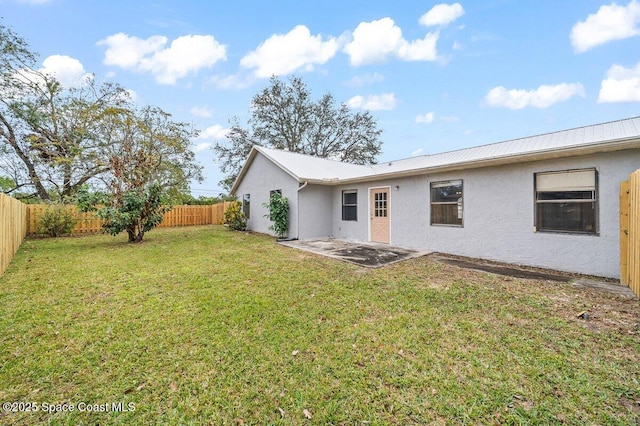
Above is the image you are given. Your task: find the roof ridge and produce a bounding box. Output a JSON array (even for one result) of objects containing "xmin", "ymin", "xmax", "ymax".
[
  {"xmin": 385, "ymin": 115, "xmax": 640, "ymax": 164},
  {"xmin": 257, "ymin": 145, "xmax": 375, "ymax": 168}
]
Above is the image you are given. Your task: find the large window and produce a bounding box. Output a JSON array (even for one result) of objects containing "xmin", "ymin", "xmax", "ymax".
[
  {"xmin": 430, "ymin": 180, "xmax": 463, "ymax": 226},
  {"xmin": 342, "ymin": 190, "xmax": 357, "ymax": 221},
  {"xmin": 535, "ymin": 169, "xmax": 597, "ymax": 234},
  {"xmin": 242, "ymin": 194, "xmax": 250, "ymax": 219}
]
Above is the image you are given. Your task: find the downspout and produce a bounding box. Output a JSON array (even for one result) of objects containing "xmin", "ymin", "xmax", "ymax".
[{"xmin": 296, "ymin": 181, "xmax": 309, "ymax": 240}]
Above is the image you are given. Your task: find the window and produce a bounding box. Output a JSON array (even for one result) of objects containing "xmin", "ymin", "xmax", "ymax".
[
  {"xmin": 535, "ymin": 169, "xmax": 597, "ymax": 234},
  {"xmin": 430, "ymin": 180, "xmax": 463, "ymax": 226},
  {"xmin": 270, "ymin": 189, "xmax": 282, "ymax": 197},
  {"xmin": 374, "ymin": 191, "xmax": 388, "ymax": 217},
  {"xmin": 342, "ymin": 190, "xmax": 357, "ymax": 221},
  {"xmin": 242, "ymin": 194, "xmax": 250, "ymax": 219}
]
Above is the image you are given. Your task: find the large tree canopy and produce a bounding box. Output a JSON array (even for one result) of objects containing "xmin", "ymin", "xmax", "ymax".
[
  {"xmin": 0, "ymin": 24, "xmax": 133, "ymax": 201},
  {"xmin": 214, "ymin": 76, "xmax": 383, "ymax": 190}
]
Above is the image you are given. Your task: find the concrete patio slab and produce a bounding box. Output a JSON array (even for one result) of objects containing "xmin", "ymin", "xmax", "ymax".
[{"xmin": 278, "ymin": 238, "xmax": 431, "ymax": 268}]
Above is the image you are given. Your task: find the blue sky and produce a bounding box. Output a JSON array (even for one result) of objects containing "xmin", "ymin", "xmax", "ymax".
[{"xmin": 2, "ymin": 0, "xmax": 639, "ymax": 196}]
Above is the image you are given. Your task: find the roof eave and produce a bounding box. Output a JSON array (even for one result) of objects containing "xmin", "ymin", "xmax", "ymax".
[
  {"xmin": 231, "ymin": 136, "xmax": 640, "ymax": 191},
  {"xmin": 337, "ymin": 138, "xmax": 640, "ymax": 185}
]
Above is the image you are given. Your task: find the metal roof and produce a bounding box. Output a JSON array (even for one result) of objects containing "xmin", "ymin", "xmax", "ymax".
[
  {"xmin": 372, "ymin": 116, "xmax": 640, "ymax": 176},
  {"xmin": 230, "ymin": 116, "xmax": 640, "ymax": 192},
  {"xmin": 254, "ymin": 146, "xmax": 376, "ymax": 181}
]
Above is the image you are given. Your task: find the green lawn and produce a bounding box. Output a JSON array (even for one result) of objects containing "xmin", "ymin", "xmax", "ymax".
[{"xmin": 1, "ymin": 226, "xmax": 639, "ymax": 425}]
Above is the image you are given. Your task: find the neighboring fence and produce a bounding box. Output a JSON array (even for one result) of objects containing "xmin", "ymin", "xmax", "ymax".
[
  {"xmin": 0, "ymin": 193, "xmax": 28, "ymax": 275},
  {"xmin": 620, "ymin": 169, "xmax": 640, "ymax": 298},
  {"xmin": 26, "ymin": 202, "xmax": 233, "ymax": 236}
]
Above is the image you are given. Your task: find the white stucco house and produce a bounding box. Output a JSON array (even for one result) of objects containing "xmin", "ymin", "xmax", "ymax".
[{"xmin": 231, "ymin": 117, "xmax": 640, "ymax": 279}]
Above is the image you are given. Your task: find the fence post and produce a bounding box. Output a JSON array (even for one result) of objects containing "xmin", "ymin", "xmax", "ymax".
[
  {"xmin": 621, "ymin": 180, "xmax": 630, "ymax": 286},
  {"xmin": 628, "ymin": 170, "xmax": 640, "ymax": 297}
]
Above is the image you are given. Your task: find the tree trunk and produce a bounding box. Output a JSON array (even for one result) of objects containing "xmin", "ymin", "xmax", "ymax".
[
  {"xmin": 0, "ymin": 113, "xmax": 50, "ymax": 200},
  {"xmin": 126, "ymin": 224, "xmax": 145, "ymax": 243}
]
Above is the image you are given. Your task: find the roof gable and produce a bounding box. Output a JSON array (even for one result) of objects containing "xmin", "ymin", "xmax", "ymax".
[{"xmin": 229, "ymin": 146, "xmax": 374, "ymax": 193}]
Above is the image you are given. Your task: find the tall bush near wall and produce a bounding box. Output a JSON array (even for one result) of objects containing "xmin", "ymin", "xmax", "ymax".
[{"xmin": 0, "ymin": 193, "xmax": 28, "ymax": 276}]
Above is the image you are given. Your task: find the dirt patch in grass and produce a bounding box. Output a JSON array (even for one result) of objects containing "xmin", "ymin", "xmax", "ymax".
[{"xmin": 433, "ymin": 255, "xmax": 572, "ymax": 282}]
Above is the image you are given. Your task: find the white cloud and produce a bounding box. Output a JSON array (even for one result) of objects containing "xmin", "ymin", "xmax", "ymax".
[
  {"xmin": 199, "ymin": 124, "xmax": 230, "ymax": 140},
  {"xmin": 121, "ymin": 89, "xmax": 137, "ymax": 102},
  {"xmin": 415, "ymin": 112, "xmax": 435, "ymax": 123},
  {"xmin": 570, "ymin": 0, "xmax": 640, "ymax": 53},
  {"xmin": 397, "ymin": 33, "xmax": 439, "ymax": 61},
  {"xmin": 598, "ymin": 62, "xmax": 640, "ymax": 102},
  {"xmin": 344, "ymin": 72, "xmax": 385, "ymax": 88},
  {"xmin": 484, "ymin": 83, "xmax": 586, "ymax": 109},
  {"xmin": 190, "ymin": 106, "xmax": 213, "ymax": 118},
  {"xmin": 193, "ymin": 142, "xmax": 212, "ymax": 152},
  {"xmin": 211, "ymin": 73, "xmax": 256, "ymax": 90},
  {"xmin": 193, "ymin": 124, "xmax": 229, "ymax": 152},
  {"xmin": 40, "ymin": 55, "xmax": 93, "ymax": 88},
  {"xmin": 240, "ymin": 25, "xmax": 339, "ymax": 78},
  {"xmin": 97, "ymin": 33, "xmax": 227, "ymax": 85},
  {"xmin": 411, "ymin": 148, "xmax": 424, "ymax": 156},
  {"xmin": 347, "ymin": 93, "xmax": 397, "ymax": 110},
  {"xmin": 419, "ymin": 3, "xmax": 465, "ymax": 27},
  {"xmin": 343, "ymin": 17, "xmax": 439, "ymax": 66},
  {"xmin": 453, "ymin": 41, "xmax": 463, "ymax": 50}
]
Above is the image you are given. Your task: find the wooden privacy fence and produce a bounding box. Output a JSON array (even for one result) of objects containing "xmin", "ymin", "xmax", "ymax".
[
  {"xmin": 26, "ymin": 202, "xmax": 233, "ymax": 235},
  {"xmin": 0, "ymin": 193, "xmax": 28, "ymax": 275},
  {"xmin": 620, "ymin": 169, "xmax": 640, "ymax": 298}
]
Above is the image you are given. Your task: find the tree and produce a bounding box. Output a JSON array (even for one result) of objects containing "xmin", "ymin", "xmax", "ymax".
[
  {"xmin": 0, "ymin": 24, "xmax": 132, "ymax": 201},
  {"xmin": 214, "ymin": 75, "xmax": 383, "ymax": 190},
  {"xmin": 78, "ymin": 106, "xmax": 203, "ymax": 243},
  {"xmin": 0, "ymin": 23, "xmax": 48, "ymax": 199}
]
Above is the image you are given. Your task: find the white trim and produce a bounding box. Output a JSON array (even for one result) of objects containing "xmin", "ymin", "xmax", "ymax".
[{"xmin": 368, "ymin": 185, "xmax": 391, "ymax": 244}]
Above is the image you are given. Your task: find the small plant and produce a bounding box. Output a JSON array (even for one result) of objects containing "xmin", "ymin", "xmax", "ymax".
[
  {"xmin": 223, "ymin": 201, "xmax": 247, "ymax": 231},
  {"xmin": 263, "ymin": 192, "xmax": 289, "ymax": 238},
  {"xmin": 37, "ymin": 204, "xmax": 77, "ymax": 237}
]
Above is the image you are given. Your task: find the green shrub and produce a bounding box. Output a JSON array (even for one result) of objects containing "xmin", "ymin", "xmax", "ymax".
[
  {"xmin": 262, "ymin": 192, "xmax": 289, "ymax": 238},
  {"xmin": 37, "ymin": 204, "xmax": 77, "ymax": 237},
  {"xmin": 223, "ymin": 201, "xmax": 247, "ymax": 231}
]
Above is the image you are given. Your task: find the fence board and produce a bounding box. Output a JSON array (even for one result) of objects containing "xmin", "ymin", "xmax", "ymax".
[
  {"xmin": 628, "ymin": 170, "xmax": 640, "ymax": 297},
  {"xmin": 620, "ymin": 180, "xmax": 630, "ymax": 285},
  {"xmin": 26, "ymin": 202, "xmax": 233, "ymax": 235},
  {"xmin": 0, "ymin": 193, "xmax": 28, "ymax": 276}
]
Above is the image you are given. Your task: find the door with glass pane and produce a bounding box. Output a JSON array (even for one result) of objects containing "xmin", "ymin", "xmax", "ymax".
[{"xmin": 370, "ymin": 188, "xmax": 390, "ymax": 243}]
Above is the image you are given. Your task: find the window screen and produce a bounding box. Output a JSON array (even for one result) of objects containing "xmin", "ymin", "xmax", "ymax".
[{"xmin": 535, "ymin": 169, "xmax": 597, "ymax": 234}]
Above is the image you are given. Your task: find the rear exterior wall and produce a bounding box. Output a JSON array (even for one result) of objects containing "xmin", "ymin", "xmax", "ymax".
[
  {"xmin": 298, "ymin": 184, "xmax": 333, "ymax": 239},
  {"xmin": 331, "ymin": 150, "xmax": 640, "ymax": 278},
  {"xmin": 235, "ymin": 153, "xmax": 299, "ymax": 238}
]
